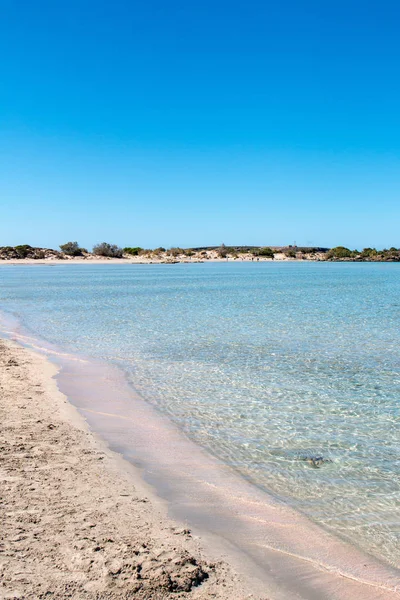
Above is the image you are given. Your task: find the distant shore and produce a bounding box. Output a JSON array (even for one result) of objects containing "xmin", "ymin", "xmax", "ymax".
[
  {"xmin": 1, "ymin": 244, "xmax": 399, "ymax": 263},
  {"xmin": 0, "ymin": 254, "xmax": 312, "ymax": 265}
]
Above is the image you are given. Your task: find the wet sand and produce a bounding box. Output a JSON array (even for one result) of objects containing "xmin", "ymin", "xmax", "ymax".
[{"xmin": 56, "ymin": 349, "xmax": 400, "ymax": 600}]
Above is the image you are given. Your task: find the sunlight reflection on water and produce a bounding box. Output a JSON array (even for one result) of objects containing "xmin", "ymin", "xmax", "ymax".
[{"xmin": 0, "ymin": 261, "xmax": 399, "ymax": 566}]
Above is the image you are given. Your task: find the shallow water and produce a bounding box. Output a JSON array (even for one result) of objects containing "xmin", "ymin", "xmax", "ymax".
[{"xmin": 0, "ymin": 262, "xmax": 399, "ymax": 567}]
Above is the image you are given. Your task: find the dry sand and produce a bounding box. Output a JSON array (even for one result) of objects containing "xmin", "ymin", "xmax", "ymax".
[
  {"xmin": 0, "ymin": 338, "xmax": 255, "ymax": 600},
  {"xmin": 0, "ymin": 252, "xmax": 320, "ymax": 265}
]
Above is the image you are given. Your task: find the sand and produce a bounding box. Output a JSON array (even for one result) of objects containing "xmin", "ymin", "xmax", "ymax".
[
  {"xmin": 0, "ymin": 338, "xmax": 254, "ymax": 600},
  {"xmin": 0, "ymin": 252, "xmax": 318, "ymax": 265}
]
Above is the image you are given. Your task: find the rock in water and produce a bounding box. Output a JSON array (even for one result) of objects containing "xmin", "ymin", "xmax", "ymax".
[{"xmin": 302, "ymin": 455, "xmax": 333, "ymax": 468}]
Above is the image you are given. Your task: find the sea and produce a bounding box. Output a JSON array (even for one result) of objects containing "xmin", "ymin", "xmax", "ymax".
[{"xmin": 0, "ymin": 261, "xmax": 399, "ymax": 570}]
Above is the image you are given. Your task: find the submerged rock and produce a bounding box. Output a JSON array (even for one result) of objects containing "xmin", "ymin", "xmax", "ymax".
[{"xmin": 300, "ymin": 454, "xmax": 333, "ymax": 468}]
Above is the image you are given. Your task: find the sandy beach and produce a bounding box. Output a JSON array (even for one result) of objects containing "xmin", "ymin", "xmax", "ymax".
[
  {"xmin": 0, "ymin": 256, "xmax": 287, "ymax": 265},
  {"xmin": 1, "ymin": 332, "xmax": 400, "ymax": 600},
  {"xmin": 0, "ymin": 247, "xmax": 325, "ymax": 265},
  {"xmin": 0, "ymin": 337, "xmax": 253, "ymax": 599},
  {"xmin": 2, "ymin": 0, "xmax": 399, "ymax": 596}
]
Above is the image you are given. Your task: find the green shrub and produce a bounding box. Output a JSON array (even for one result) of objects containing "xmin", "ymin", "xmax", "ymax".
[
  {"xmin": 360, "ymin": 247, "xmax": 378, "ymax": 258},
  {"xmin": 92, "ymin": 242, "xmax": 123, "ymax": 258},
  {"xmin": 152, "ymin": 247, "xmax": 166, "ymax": 255},
  {"xmin": 15, "ymin": 245, "xmax": 32, "ymax": 258},
  {"xmin": 326, "ymin": 246, "xmax": 352, "ymax": 259},
  {"xmin": 123, "ymin": 247, "xmax": 143, "ymax": 256},
  {"xmin": 60, "ymin": 241, "xmax": 83, "ymax": 256},
  {"xmin": 167, "ymin": 247, "xmax": 183, "ymax": 257},
  {"xmin": 254, "ymin": 247, "xmax": 274, "ymax": 258},
  {"xmin": 217, "ymin": 243, "xmax": 231, "ymax": 258}
]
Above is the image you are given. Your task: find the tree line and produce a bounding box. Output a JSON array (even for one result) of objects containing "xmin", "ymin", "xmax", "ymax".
[
  {"xmin": 0, "ymin": 242, "xmax": 399, "ymax": 261},
  {"xmin": 59, "ymin": 242, "xmax": 277, "ymax": 258}
]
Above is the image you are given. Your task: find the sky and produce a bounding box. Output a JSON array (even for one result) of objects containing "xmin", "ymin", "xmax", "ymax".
[{"xmin": 1, "ymin": 0, "xmax": 399, "ymax": 250}]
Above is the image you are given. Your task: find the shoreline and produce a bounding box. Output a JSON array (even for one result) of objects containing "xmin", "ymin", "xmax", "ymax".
[
  {"xmin": 0, "ymin": 336, "xmax": 252, "ymax": 599},
  {"xmin": 1, "ymin": 317, "xmax": 399, "ymax": 599},
  {"xmin": 1, "ymin": 257, "xmax": 399, "ymax": 266},
  {"xmin": 2, "ymin": 244, "xmax": 399, "ymax": 264},
  {"xmin": 0, "ymin": 257, "xmax": 302, "ymax": 265}
]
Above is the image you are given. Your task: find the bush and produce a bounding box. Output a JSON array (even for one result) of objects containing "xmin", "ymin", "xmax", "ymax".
[
  {"xmin": 260, "ymin": 247, "xmax": 274, "ymax": 258},
  {"xmin": 360, "ymin": 247, "xmax": 378, "ymax": 258},
  {"xmin": 152, "ymin": 247, "xmax": 166, "ymax": 256},
  {"xmin": 92, "ymin": 242, "xmax": 123, "ymax": 258},
  {"xmin": 167, "ymin": 247, "xmax": 183, "ymax": 257},
  {"xmin": 217, "ymin": 243, "xmax": 231, "ymax": 258},
  {"xmin": 15, "ymin": 245, "xmax": 32, "ymax": 258},
  {"xmin": 254, "ymin": 247, "xmax": 274, "ymax": 258},
  {"xmin": 60, "ymin": 241, "xmax": 83, "ymax": 256},
  {"xmin": 123, "ymin": 247, "xmax": 143, "ymax": 256},
  {"xmin": 326, "ymin": 246, "xmax": 352, "ymax": 259}
]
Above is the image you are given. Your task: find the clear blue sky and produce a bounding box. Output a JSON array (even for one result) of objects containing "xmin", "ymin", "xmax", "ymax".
[{"xmin": 1, "ymin": 0, "xmax": 399, "ymax": 250}]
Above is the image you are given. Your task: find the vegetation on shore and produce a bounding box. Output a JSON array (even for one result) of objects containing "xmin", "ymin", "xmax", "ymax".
[
  {"xmin": 325, "ymin": 246, "xmax": 400, "ymax": 261},
  {"xmin": 59, "ymin": 241, "xmax": 87, "ymax": 256},
  {"xmin": 92, "ymin": 242, "xmax": 123, "ymax": 258},
  {"xmin": 0, "ymin": 242, "xmax": 399, "ymax": 262}
]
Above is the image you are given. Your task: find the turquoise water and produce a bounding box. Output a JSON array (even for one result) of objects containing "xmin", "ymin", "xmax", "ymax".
[{"xmin": 0, "ymin": 262, "xmax": 399, "ymax": 566}]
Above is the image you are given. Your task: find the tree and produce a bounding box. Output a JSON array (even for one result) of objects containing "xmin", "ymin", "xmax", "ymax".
[
  {"xmin": 167, "ymin": 247, "xmax": 183, "ymax": 257},
  {"xmin": 217, "ymin": 243, "xmax": 229, "ymax": 258},
  {"xmin": 326, "ymin": 246, "xmax": 352, "ymax": 259},
  {"xmin": 14, "ymin": 244, "xmax": 32, "ymax": 258},
  {"xmin": 123, "ymin": 247, "xmax": 143, "ymax": 256},
  {"xmin": 92, "ymin": 242, "xmax": 123, "ymax": 258},
  {"xmin": 152, "ymin": 247, "xmax": 166, "ymax": 255},
  {"xmin": 60, "ymin": 241, "xmax": 83, "ymax": 256},
  {"xmin": 254, "ymin": 247, "xmax": 274, "ymax": 258},
  {"xmin": 360, "ymin": 247, "xmax": 378, "ymax": 258}
]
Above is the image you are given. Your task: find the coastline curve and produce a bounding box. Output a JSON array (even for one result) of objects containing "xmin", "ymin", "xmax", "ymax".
[{"xmin": 1, "ymin": 309, "xmax": 399, "ymax": 600}]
